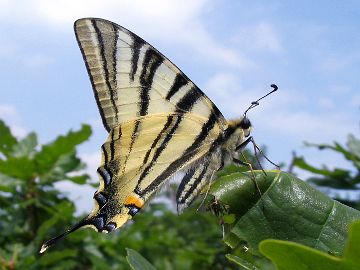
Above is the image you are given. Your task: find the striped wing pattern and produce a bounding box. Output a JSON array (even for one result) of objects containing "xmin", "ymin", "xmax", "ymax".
[
  {"xmin": 73, "ymin": 18, "xmax": 228, "ymax": 231},
  {"xmin": 39, "ymin": 18, "xmax": 253, "ymax": 253},
  {"xmin": 74, "ymin": 18, "xmax": 227, "ymax": 131},
  {"xmin": 95, "ymin": 114, "xmax": 222, "ymax": 228}
]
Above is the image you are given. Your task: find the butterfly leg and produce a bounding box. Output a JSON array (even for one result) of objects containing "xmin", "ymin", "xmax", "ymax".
[
  {"xmin": 233, "ymin": 156, "xmax": 263, "ymax": 196},
  {"xmin": 196, "ymin": 170, "xmax": 216, "ymax": 212},
  {"xmin": 236, "ymin": 136, "xmax": 279, "ymax": 170}
]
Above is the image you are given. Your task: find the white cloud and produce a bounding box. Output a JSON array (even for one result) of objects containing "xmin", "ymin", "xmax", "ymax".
[
  {"xmin": 203, "ymin": 74, "xmax": 356, "ymax": 160},
  {"xmin": 54, "ymin": 180, "xmax": 95, "ymax": 214},
  {"xmin": 205, "ymin": 72, "xmax": 241, "ymax": 100},
  {"xmin": 0, "ymin": 104, "xmax": 19, "ymax": 120},
  {"xmin": 80, "ymin": 151, "xmax": 101, "ymax": 180},
  {"xmin": 205, "ymin": 75, "xmax": 307, "ymax": 120},
  {"xmin": 254, "ymin": 104, "xmax": 359, "ymax": 155},
  {"xmin": 318, "ymin": 97, "xmax": 334, "ymax": 109},
  {"xmin": 232, "ymin": 22, "xmax": 282, "ymax": 53},
  {"xmin": 350, "ymin": 94, "xmax": 360, "ymax": 108},
  {"xmin": 0, "ymin": 41, "xmax": 18, "ymax": 58},
  {"xmin": 0, "ymin": 38, "xmax": 53, "ymax": 69},
  {"xmin": 0, "ymin": 104, "xmax": 27, "ymax": 137},
  {"xmin": 86, "ymin": 117, "xmax": 103, "ymax": 131},
  {"xmin": 54, "ymin": 151, "xmax": 100, "ymax": 214},
  {"xmin": 316, "ymin": 55, "xmax": 352, "ymax": 73},
  {"xmin": 0, "ymin": 0, "xmax": 251, "ymax": 68},
  {"xmin": 22, "ymin": 54, "xmax": 54, "ymax": 68},
  {"xmin": 328, "ymin": 85, "xmax": 351, "ymax": 96}
]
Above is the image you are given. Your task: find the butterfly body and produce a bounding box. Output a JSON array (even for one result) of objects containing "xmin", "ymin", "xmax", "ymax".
[{"xmin": 40, "ymin": 18, "xmax": 254, "ymax": 253}]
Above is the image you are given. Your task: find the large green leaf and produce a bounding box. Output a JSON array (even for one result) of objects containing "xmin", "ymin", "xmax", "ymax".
[
  {"xmin": 209, "ymin": 171, "xmax": 360, "ymax": 265},
  {"xmin": 259, "ymin": 220, "xmax": 360, "ymax": 270}
]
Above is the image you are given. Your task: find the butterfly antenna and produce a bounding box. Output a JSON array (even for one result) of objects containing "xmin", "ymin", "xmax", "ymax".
[{"xmin": 244, "ymin": 84, "xmax": 278, "ymax": 117}]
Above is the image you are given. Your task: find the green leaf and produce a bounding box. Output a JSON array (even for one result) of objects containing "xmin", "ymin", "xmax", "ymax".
[
  {"xmin": 35, "ymin": 124, "xmax": 91, "ymax": 177},
  {"xmin": 209, "ymin": 171, "xmax": 360, "ymax": 257},
  {"xmin": 0, "ymin": 119, "xmax": 17, "ymax": 158},
  {"xmin": 259, "ymin": 220, "xmax": 360, "ymax": 270},
  {"xmin": 347, "ymin": 134, "xmax": 360, "ymax": 169},
  {"xmin": 11, "ymin": 132, "xmax": 37, "ymax": 158},
  {"xmin": 293, "ymin": 156, "xmax": 333, "ymax": 176},
  {"xmin": 126, "ymin": 248, "xmax": 156, "ymax": 270},
  {"xmin": 35, "ymin": 201, "xmax": 75, "ymax": 244},
  {"xmin": 0, "ymin": 156, "xmax": 35, "ymax": 180},
  {"xmin": 0, "ymin": 173, "xmax": 23, "ymax": 192},
  {"xmin": 67, "ymin": 174, "xmax": 88, "ymax": 185},
  {"xmin": 226, "ymin": 254, "xmax": 261, "ymax": 270},
  {"xmin": 38, "ymin": 249, "xmax": 77, "ymax": 266}
]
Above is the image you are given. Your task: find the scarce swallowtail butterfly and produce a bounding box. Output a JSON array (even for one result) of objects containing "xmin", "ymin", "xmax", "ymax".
[{"xmin": 40, "ymin": 18, "xmax": 277, "ymax": 253}]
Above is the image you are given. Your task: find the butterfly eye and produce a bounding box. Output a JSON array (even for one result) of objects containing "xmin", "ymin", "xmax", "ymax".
[{"xmin": 239, "ymin": 117, "xmax": 252, "ymax": 129}]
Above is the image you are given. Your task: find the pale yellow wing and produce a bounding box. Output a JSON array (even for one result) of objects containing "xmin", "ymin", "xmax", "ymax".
[
  {"xmin": 74, "ymin": 18, "xmax": 227, "ymax": 132},
  {"xmin": 90, "ymin": 113, "xmax": 222, "ymax": 231}
]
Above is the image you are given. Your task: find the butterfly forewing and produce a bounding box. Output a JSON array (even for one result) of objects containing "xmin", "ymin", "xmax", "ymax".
[{"xmin": 74, "ymin": 18, "xmax": 227, "ymax": 131}]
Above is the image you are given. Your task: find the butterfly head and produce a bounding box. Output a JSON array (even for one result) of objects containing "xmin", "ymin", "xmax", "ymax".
[
  {"xmin": 238, "ymin": 116, "xmax": 252, "ymax": 135},
  {"xmin": 227, "ymin": 117, "xmax": 252, "ymax": 139}
]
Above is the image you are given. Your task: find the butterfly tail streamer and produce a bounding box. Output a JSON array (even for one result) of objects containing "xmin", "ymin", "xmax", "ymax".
[{"xmin": 39, "ymin": 215, "xmax": 92, "ymax": 254}]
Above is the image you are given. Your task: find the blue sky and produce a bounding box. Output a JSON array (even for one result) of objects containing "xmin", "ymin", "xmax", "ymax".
[{"xmin": 1, "ymin": 1, "xmax": 359, "ymax": 212}]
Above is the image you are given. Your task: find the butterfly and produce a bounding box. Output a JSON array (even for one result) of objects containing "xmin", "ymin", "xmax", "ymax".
[{"xmin": 40, "ymin": 18, "xmax": 277, "ymax": 253}]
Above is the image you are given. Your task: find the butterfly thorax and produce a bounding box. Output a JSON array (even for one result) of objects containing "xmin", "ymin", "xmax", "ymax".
[{"xmin": 221, "ymin": 117, "xmax": 252, "ymax": 166}]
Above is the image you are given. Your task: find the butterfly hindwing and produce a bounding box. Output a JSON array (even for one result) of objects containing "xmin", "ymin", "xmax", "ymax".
[{"xmin": 90, "ymin": 113, "xmax": 222, "ymax": 231}]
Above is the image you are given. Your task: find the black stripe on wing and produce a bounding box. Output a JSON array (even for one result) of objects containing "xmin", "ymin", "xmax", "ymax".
[
  {"xmin": 130, "ymin": 37, "xmax": 145, "ymax": 81},
  {"xmin": 175, "ymin": 86, "xmax": 203, "ymax": 113},
  {"xmin": 135, "ymin": 87, "xmax": 204, "ymax": 189},
  {"xmin": 139, "ymin": 48, "xmax": 164, "ymax": 116},
  {"xmin": 74, "ymin": 21, "xmax": 110, "ymax": 132},
  {"xmin": 141, "ymin": 115, "xmax": 174, "ymax": 166},
  {"xmin": 166, "ymin": 74, "xmax": 188, "ymax": 100},
  {"xmin": 91, "ymin": 20, "xmax": 119, "ymax": 125},
  {"xmin": 176, "ymin": 167, "xmax": 197, "ymax": 203},
  {"xmin": 135, "ymin": 115, "xmax": 183, "ymax": 191},
  {"xmin": 140, "ymin": 111, "xmax": 219, "ymax": 196}
]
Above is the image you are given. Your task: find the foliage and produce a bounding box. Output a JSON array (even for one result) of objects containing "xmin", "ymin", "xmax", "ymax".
[
  {"xmin": 1, "ymin": 118, "xmax": 360, "ymax": 270},
  {"xmin": 208, "ymin": 170, "xmax": 360, "ymax": 269},
  {"xmin": 292, "ymin": 134, "xmax": 360, "ymax": 210},
  {"xmin": 126, "ymin": 248, "xmax": 156, "ymax": 270},
  {"xmin": 0, "ymin": 119, "xmax": 235, "ymax": 270},
  {"xmin": 259, "ymin": 220, "xmax": 360, "ymax": 270},
  {"xmin": 0, "ymin": 120, "xmax": 92, "ymax": 269}
]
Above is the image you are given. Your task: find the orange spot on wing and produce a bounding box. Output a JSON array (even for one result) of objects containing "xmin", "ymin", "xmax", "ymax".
[{"xmin": 125, "ymin": 194, "xmax": 144, "ymax": 208}]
